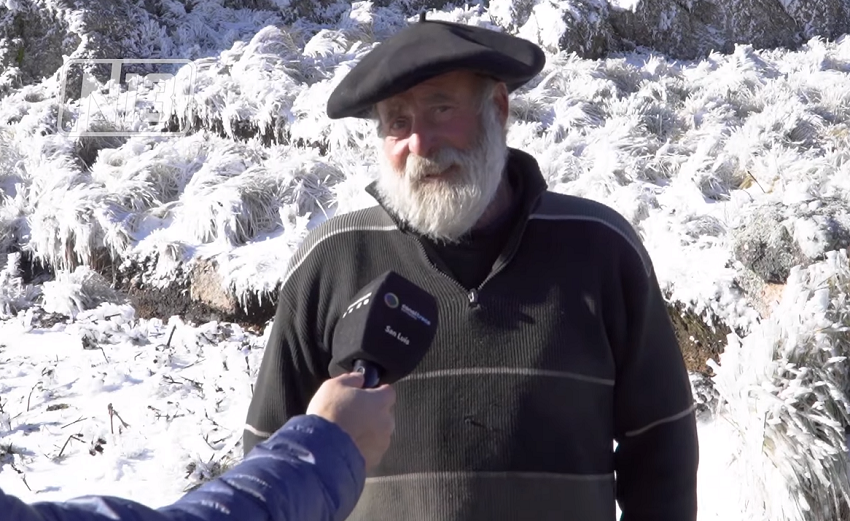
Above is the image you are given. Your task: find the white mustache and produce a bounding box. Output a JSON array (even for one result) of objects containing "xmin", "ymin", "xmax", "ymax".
[{"xmin": 404, "ymin": 148, "xmax": 464, "ymax": 180}]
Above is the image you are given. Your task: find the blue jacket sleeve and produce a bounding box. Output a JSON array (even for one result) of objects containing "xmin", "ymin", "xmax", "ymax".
[{"xmin": 0, "ymin": 414, "xmax": 365, "ymax": 521}]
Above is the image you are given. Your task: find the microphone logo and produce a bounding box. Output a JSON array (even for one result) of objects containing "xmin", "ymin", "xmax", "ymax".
[{"xmin": 384, "ymin": 292, "xmax": 400, "ymax": 309}]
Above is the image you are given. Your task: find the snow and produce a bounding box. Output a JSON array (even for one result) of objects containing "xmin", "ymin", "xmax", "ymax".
[
  {"xmin": 0, "ymin": 303, "xmax": 266, "ymax": 506},
  {"xmin": 607, "ymin": 0, "xmax": 641, "ymax": 12},
  {"xmin": 1, "ymin": 1, "xmax": 850, "ymax": 520},
  {"xmin": 708, "ymin": 250, "xmax": 850, "ymax": 520},
  {"xmin": 0, "ymin": 302, "xmax": 789, "ymax": 517}
]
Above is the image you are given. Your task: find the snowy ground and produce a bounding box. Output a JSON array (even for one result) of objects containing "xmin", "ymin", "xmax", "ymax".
[
  {"xmin": 1, "ymin": 1, "xmax": 850, "ymax": 520},
  {"xmin": 0, "ymin": 300, "xmax": 750, "ymax": 519},
  {"xmin": 0, "ymin": 304, "xmax": 267, "ymax": 506},
  {"xmin": 2, "ymin": 298, "xmax": 839, "ymax": 521}
]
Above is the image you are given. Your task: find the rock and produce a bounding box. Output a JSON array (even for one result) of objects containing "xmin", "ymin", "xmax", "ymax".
[
  {"xmin": 608, "ymin": 0, "xmax": 801, "ymax": 59},
  {"xmin": 490, "ymin": 0, "xmax": 616, "ymax": 57},
  {"xmin": 735, "ymin": 267, "xmax": 786, "ymax": 320},
  {"xmin": 124, "ymin": 279, "xmax": 229, "ymax": 326},
  {"xmin": 690, "ymin": 372, "xmax": 719, "ymax": 421},
  {"xmin": 732, "ymin": 205, "xmax": 807, "ymax": 285},
  {"xmin": 4, "ymin": 0, "xmax": 849, "ymax": 104},
  {"xmin": 222, "ymin": 0, "xmax": 279, "ymax": 9},
  {"xmin": 0, "ymin": 0, "xmax": 156, "ymax": 101},
  {"xmin": 732, "ymin": 199, "xmax": 848, "ymax": 319},
  {"xmin": 781, "ymin": 0, "xmax": 850, "ymax": 42},
  {"xmin": 609, "ymin": 0, "xmax": 850, "ymax": 60},
  {"xmin": 189, "ymin": 259, "xmax": 239, "ymax": 316},
  {"xmin": 786, "ymin": 196, "xmax": 850, "ymax": 261},
  {"xmin": 368, "ymin": 0, "xmax": 456, "ymax": 12},
  {"xmin": 1, "ymin": 0, "xmax": 290, "ymax": 100},
  {"xmin": 0, "ymin": 2, "xmax": 78, "ymax": 97},
  {"xmin": 733, "ymin": 199, "xmax": 850, "ymax": 289},
  {"xmin": 488, "ymin": 0, "xmax": 850, "ymax": 60},
  {"xmin": 108, "ymin": 257, "xmax": 276, "ymax": 328}
]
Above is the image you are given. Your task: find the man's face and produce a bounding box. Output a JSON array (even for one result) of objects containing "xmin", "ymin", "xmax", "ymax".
[{"xmin": 372, "ymin": 70, "xmax": 510, "ymax": 243}]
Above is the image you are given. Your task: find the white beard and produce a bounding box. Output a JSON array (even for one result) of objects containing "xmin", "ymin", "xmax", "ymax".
[{"xmin": 373, "ymin": 99, "xmax": 508, "ymax": 244}]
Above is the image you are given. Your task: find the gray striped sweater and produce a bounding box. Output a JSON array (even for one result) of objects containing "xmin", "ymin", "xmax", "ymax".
[{"xmin": 243, "ymin": 148, "xmax": 699, "ymax": 521}]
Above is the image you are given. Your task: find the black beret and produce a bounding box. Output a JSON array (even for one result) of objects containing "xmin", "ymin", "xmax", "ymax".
[{"xmin": 326, "ymin": 18, "xmax": 546, "ymax": 119}]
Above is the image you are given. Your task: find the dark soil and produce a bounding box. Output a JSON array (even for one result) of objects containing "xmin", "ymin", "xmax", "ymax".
[
  {"xmin": 121, "ymin": 271, "xmax": 733, "ymax": 375},
  {"xmin": 17, "ymin": 249, "xmax": 54, "ymax": 285},
  {"xmin": 666, "ymin": 300, "xmax": 733, "ymax": 375},
  {"xmin": 114, "ymin": 267, "xmax": 276, "ymax": 334}
]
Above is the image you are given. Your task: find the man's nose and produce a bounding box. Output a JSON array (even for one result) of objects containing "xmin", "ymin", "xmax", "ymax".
[{"xmin": 407, "ymin": 119, "xmax": 435, "ymax": 158}]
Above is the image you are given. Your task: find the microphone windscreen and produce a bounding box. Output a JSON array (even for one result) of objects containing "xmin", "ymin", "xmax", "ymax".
[{"xmin": 329, "ymin": 270, "xmax": 438, "ymax": 384}]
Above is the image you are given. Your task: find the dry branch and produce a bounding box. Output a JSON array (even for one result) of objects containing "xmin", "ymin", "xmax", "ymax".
[
  {"xmin": 108, "ymin": 403, "xmax": 129, "ymax": 434},
  {"xmin": 26, "ymin": 382, "xmax": 40, "ymax": 412},
  {"xmin": 56, "ymin": 434, "xmax": 84, "ymax": 459}
]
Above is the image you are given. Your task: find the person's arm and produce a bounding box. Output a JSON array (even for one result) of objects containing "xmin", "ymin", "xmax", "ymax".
[
  {"xmin": 244, "ymin": 281, "xmax": 332, "ymax": 455},
  {"xmin": 610, "ymin": 243, "xmax": 699, "ymax": 520},
  {"xmin": 1, "ymin": 414, "xmax": 365, "ymax": 521}
]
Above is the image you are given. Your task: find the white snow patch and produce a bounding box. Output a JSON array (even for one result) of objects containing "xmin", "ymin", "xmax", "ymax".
[
  {"xmin": 0, "ymin": 305, "xmax": 268, "ymax": 507},
  {"xmin": 607, "ymin": 0, "xmax": 640, "ymax": 12}
]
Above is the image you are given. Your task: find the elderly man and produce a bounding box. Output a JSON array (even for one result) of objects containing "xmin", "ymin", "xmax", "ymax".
[{"xmin": 244, "ymin": 17, "xmax": 699, "ymax": 521}]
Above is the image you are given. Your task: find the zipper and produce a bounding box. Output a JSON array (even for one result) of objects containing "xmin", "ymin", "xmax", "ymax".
[
  {"xmin": 474, "ymin": 190, "xmax": 544, "ymax": 290},
  {"xmin": 411, "ymin": 191, "xmax": 543, "ymax": 307},
  {"xmin": 412, "ymin": 238, "xmax": 474, "ymax": 299}
]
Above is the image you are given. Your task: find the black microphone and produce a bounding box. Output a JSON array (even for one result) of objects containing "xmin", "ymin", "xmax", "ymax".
[{"xmin": 329, "ymin": 270, "xmax": 438, "ymax": 388}]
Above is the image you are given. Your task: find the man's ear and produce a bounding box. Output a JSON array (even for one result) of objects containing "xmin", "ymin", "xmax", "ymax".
[{"xmin": 494, "ymin": 82, "xmax": 509, "ymax": 127}]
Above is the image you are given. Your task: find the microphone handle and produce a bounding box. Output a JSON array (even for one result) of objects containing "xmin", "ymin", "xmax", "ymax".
[{"xmin": 353, "ymin": 359, "xmax": 382, "ymax": 388}]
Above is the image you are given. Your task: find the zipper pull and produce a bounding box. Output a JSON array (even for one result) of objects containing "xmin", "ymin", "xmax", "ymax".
[{"xmin": 468, "ymin": 288, "xmax": 479, "ymax": 306}]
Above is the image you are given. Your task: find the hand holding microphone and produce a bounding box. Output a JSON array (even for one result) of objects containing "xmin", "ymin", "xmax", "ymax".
[{"xmin": 307, "ymin": 372, "xmax": 396, "ymax": 471}]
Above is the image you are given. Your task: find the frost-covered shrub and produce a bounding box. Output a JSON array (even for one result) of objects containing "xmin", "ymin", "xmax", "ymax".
[
  {"xmin": 709, "ymin": 249, "xmax": 850, "ymax": 521},
  {"xmin": 41, "ymin": 266, "xmax": 126, "ymax": 319}
]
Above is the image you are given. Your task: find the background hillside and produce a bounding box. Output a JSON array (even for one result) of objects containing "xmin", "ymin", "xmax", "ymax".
[{"xmin": 1, "ymin": 1, "xmax": 849, "ymax": 520}]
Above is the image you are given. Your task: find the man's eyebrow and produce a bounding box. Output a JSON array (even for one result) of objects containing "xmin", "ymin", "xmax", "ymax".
[
  {"xmin": 379, "ymin": 91, "xmax": 457, "ymax": 119},
  {"xmin": 422, "ymin": 92, "xmax": 455, "ymax": 103},
  {"xmin": 378, "ymin": 101, "xmax": 402, "ymax": 120}
]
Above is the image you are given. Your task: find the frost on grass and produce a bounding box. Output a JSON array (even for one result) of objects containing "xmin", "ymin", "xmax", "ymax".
[
  {"xmin": 168, "ymin": 25, "xmax": 308, "ymax": 145},
  {"xmin": 0, "ymin": 252, "xmax": 41, "ymax": 319},
  {"xmin": 0, "ymin": 1, "xmax": 849, "ymax": 515},
  {"xmin": 0, "ymin": 0, "xmax": 303, "ymax": 99},
  {"xmin": 3, "ymin": 0, "xmax": 849, "ymax": 109},
  {"xmin": 709, "ymin": 249, "xmax": 850, "ymax": 521},
  {"xmin": 40, "ymin": 266, "xmax": 126, "ymax": 319},
  {"xmin": 2, "ymin": 16, "xmax": 848, "ymax": 330}
]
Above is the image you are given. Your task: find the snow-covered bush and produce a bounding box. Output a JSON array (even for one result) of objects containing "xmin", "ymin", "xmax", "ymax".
[
  {"xmin": 709, "ymin": 249, "xmax": 850, "ymax": 521},
  {"xmin": 0, "ymin": 252, "xmax": 41, "ymax": 318},
  {"xmin": 41, "ymin": 266, "xmax": 126, "ymax": 319}
]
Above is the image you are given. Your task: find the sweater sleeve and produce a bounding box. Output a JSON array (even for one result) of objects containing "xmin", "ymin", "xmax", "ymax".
[
  {"xmin": 243, "ymin": 219, "xmax": 362, "ymax": 456},
  {"xmin": 1, "ymin": 415, "xmax": 365, "ymax": 521},
  {"xmin": 243, "ymin": 287, "xmax": 332, "ymax": 456},
  {"xmin": 611, "ymin": 245, "xmax": 700, "ymax": 521}
]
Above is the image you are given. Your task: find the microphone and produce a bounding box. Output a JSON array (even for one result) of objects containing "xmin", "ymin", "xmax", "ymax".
[{"xmin": 329, "ymin": 270, "xmax": 438, "ymax": 388}]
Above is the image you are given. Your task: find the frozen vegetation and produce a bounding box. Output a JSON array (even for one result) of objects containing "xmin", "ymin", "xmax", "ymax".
[{"xmin": 0, "ymin": 1, "xmax": 849, "ymax": 520}]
